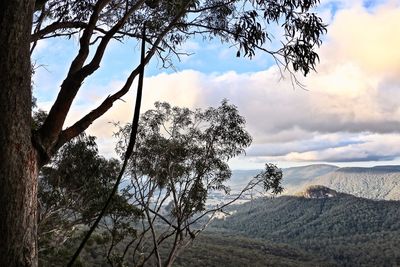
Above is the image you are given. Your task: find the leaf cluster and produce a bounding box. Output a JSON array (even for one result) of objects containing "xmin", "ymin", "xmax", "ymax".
[
  {"xmin": 116, "ymin": 100, "xmax": 252, "ymax": 218},
  {"xmin": 38, "ymin": 133, "xmax": 140, "ymax": 265},
  {"xmin": 33, "ymin": 0, "xmax": 327, "ymax": 75}
]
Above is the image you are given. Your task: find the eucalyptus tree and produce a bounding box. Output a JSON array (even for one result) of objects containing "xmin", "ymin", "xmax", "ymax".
[
  {"xmin": 0, "ymin": 0, "xmax": 325, "ymax": 265},
  {"xmin": 113, "ymin": 101, "xmax": 283, "ymax": 267}
]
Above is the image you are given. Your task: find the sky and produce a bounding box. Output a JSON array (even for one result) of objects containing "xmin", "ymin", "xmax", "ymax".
[{"xmin": 33, "ymin": 0, "xmax": 400, "ymax": 169}]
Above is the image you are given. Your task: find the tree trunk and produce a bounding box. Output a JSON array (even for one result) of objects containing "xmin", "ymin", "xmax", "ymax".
[{"xmin": 0, "ymin": 0, "xmax": 37, "ymax": 266}]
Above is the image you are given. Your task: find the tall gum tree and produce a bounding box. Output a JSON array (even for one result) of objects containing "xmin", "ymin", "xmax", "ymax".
[
  {"xmin": 0, "ymin": 0, "xmax": 326, "ymax": 266},
  {"xmin": 0, "ymin": 1, "xmax": 37, "ymax": 266}
]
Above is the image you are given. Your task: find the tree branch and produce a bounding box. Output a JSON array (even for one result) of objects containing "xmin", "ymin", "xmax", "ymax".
[
  {"xmin": 37, "ymin": 0, "xmax": 146, "ymax": 156},
  {"xmin": 36, "ymin": 0, "xmax": 112, "ymax": 155},
  {"xmin": 56, "ymin": 3, "xmax": 189, "ymax": 148},
  {"xmin": 31, "ymin": 21, "xmax": 88, "ymax": 42}
]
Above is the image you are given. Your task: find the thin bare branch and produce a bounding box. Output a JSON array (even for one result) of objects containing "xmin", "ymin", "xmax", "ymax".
[{"xmin": 31, "ymin": 21, "xmax": 88, "ymax": 42}]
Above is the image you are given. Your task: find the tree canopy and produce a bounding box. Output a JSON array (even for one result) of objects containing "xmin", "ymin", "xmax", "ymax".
[
  {"xmin": 37, "ymin": 134, "xmax": 140, "ymax": 266},
  {"xmin": 31, "ymin": 0, "xmax": 326, "ymax": 162}
]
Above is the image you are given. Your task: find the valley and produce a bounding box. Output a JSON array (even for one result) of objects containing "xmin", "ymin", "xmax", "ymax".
[{"xmin": 201, "ymin": 185, "xmax": 400, "ymax": 266}]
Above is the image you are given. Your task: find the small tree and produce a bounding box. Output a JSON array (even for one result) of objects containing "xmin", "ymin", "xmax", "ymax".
[
  {"xmin": 37, "ymin": 134, "xmax": 140, "ymax": 266},
  {"xmin": 113, "ymin": 100, "xmax": 283, "ymax": 266}
]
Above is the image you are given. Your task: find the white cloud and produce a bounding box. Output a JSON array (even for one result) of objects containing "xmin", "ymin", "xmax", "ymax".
[
  {"xmin": 268, "ymin": 134, "xmax": 400, "ymax": 163},
  {"xmin": 321, "ymin": 1, "xmax": 400, "ymax": 76}
]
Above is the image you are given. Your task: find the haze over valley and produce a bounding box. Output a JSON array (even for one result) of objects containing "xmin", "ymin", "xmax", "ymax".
[{"xmin": 225, "ymin": 164, "xmax": 400, "ymax": 201}]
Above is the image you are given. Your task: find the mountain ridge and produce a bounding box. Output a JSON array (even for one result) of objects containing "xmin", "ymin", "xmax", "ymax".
[
  {"xmin": 231, "ymin": 164, "xmax": 400, "ymax": 200},
  {"xmin": 211, "ymin": 187, "xmax": 400, "ymax": 266},
  {"xmin": 304, "ymin": 165, "xmax": 400, "ymax": 200}
]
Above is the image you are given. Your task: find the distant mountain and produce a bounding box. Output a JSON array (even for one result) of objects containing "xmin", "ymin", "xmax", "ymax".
[
  {"xmin": 212, "ymin": 187, "xmax": 400, "ymax": 266},
  {"xmin": 281, "ymin": 164, "xmax": 339, "ymax": 186},
  {"xmin": 231, "ymin": 165, "xmax": 400, "ymax": 200},
  {"xmin": 229, "ymin": 164, "xmax": 338, "ymax": 192},
  {"xmin": 214, "ymin": 186, "xmax": 400, "ymax": 241},
  {"xmin": 228, "ymin": 169, "xmax": 263, "ymax": 191},
  {"xmin": 301, "ymin": 165, "xmax": 400, "ymax": 200}
]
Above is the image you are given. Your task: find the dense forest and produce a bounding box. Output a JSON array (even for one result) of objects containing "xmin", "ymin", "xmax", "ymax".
[
  {"xmin": 75, "ymin": 231, "xmax": 328, "ymax": 267},
  {"xmin": 211, "ymin": 187, "xmax": 400, "ymax": 266}
]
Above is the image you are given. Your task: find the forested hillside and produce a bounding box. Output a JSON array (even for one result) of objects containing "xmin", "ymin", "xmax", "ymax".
[
  {"xmin": 211, "ymin": 186, "xmax": 400, "ymax": 266},
  {"xmin": 175, "ymin": 232, "xmax": 330, "ymax": 267},
  {"xmin": 304, "ymin": 166, "xmax": 400, "ymax": 200},
  {"xmin": 281, "ymin": 164, "xmax": 339, "ymax": 187},
  {"xmin": 54, "ymin": 186, "xmax": 400, "ymax": 266},
  {"xmin": 77, "ymin": 231, "xmax": 330, "ymax": 267}
]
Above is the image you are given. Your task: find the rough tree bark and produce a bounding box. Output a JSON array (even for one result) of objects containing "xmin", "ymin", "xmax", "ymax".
[{"xmin": 0, "ymin": 0, "xmax": 38, "ymax": 266}]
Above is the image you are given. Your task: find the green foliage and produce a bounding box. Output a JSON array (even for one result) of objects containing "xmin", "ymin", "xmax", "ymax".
[
  {"xmin": 110, "ymin": 100, "xmax": 283, "ymax": 266},
  {"xmin": 38, "ymin": 134, "xmax": 140, "ymax": 266},
  {"xmin": 116, "ymin": 100, "xmax": 253, "ymax": 218},
  {"xmin": 70, "ymin": 230, "xmax": 331, "ymax": 266},
  {"xmin": 32, "ymin": 109, "xmax": 47, "ymax": 130},
  {"xmin": 39, "ymin": 134, "xmax": 123, "ymax": 221},
  {"xmin": 258, "ymin": 163, "xmax": 284, "ymax": 194},
  {"xmin": 34, "ymin": 0, "xmax": 327, "ymax": 76}
]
